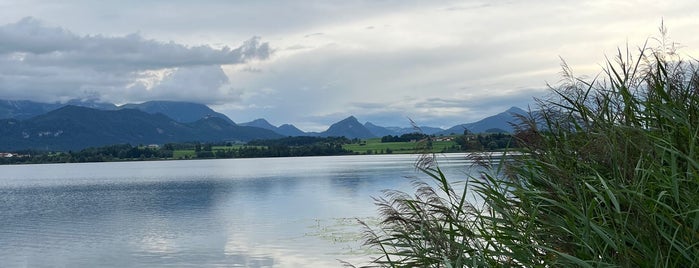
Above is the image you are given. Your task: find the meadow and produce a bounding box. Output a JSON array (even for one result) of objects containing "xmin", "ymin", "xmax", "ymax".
[{"xmin": 342, "ymin": 138, "xmax": 460, "ymax": 154}]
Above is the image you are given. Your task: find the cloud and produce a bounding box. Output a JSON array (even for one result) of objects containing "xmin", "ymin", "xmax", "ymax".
[
  {"xmin": 0, "ymin": 17, "xmax": 270, "ymax": 103},
  {"xmin": 1, "ymin": 1, "xmax": 698, "ymax": 130},
  {"xmin": 219, "ymin": 40, "xmax": 552, "ymax": 130},
  {"xmin": 304, "ymin": 33, "xmax": 324, "ymax": 38},
  {"xmin": 124, "ymin": 65, "xmax": 241, "ymax": 105}
]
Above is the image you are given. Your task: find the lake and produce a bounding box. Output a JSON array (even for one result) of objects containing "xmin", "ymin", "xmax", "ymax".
[{"xmin": 0, "ymin": 153, "xmax": 478, "ymax": 267}]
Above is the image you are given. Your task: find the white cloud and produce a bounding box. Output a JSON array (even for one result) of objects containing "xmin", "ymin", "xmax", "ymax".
[
  {"xmin": 0, "ymin": 0, "xmax": 698, "ymax": 129},
  {"xmin": 128, "ymin": 65, "xmax": 242, "ymax": 105},
  {"xmin": 0, "ymin": 17, "xmax": 270, "ymax": 104}
]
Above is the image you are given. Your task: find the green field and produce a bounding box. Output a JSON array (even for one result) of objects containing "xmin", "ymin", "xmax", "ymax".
[
  {"xmin": 343, "ymin": 138, "xmax": 460, "ymax": 154},
  {"xmin": 173, "ymin": 150, "xmax": 195, "ymax": 159},
  {"xmin": 172, "ymin": 140, "xmax": 459, "ymax": 157},
  {"xmin": 173, "ymin": 145, "xmax": 268, "ymax": 159}
]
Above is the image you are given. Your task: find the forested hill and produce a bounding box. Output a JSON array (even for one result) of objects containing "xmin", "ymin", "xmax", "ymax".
[
  {"xmin": 120, "ymin": 101, "xmax": 235, "ymax": 124},
  {"xmin": 0, "ymin": 105, "xmax": 280, "ymax": 151}
]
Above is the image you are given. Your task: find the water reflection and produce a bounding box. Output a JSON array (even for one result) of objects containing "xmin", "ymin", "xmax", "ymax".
[{"xmin": 0, "ymin": 154, "xmax": 473, "ymax": 267}]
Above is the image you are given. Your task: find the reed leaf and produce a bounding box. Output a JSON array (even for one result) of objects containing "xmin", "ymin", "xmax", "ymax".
[{"xmin": 356, "ymin": 26, "xmax": 698, "ymax": 267}]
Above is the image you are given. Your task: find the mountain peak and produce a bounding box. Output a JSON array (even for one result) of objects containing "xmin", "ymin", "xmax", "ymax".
[
  {"xmin": 341, "ymin": 115, "xmax": 359, "ymax": 122},
  {"xmin": 251, "ymin": 118, "xmax": 270, "ymax": 123},
  {"xmin": 439, "ymin": 106, "xmax": 529, "ymax": 135},
  {"xmin": 119, "ymin": 101, "xmax": 235, "ymax": 124},
  {"xmin": 1, "ymin": 106, "xmax": 280, "ymax": 151},
  {"xmin": 239, "ymin": 118, "xmax": 277, "ymax": 130},
  {"xmin": 321, "ymin": 116, "xmax": 374, "ymax": 139},
  {"xmin": 277, "ymin": 124, "xmax": 306, "ymax": 137},
  {"xmin": 505, "ymin": 106, "xmax": 526, "ymax": 114}
]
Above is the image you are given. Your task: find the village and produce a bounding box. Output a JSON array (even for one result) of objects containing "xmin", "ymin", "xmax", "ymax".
[{"xmin": 0, "ymin": 152, "xmax": 28, "ymax": 158}]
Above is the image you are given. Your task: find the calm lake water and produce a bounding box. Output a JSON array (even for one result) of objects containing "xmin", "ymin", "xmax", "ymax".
[{"xmin": 0, "ymin": 154, "xmax": 478, "ymax": 267}]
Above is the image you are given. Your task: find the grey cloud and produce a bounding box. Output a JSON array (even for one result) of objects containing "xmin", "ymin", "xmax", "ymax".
[
  {"xmin": 0, "ymin": 17, "xmax": 270, "ymax": 69},
  {"xmin": 241, "ymin": 67, "xmax": 263, "ymax": 73},
  {"xmin": 349, "ymin": 102, "xmax": 386, "ymax": 109},
  {"xmin": 337, "ymin": 87, "xmax": 546, "ymax": 128},
  {"xmin": 283, "ymin": 45, "xmax": 312, "ymax": 51},
  {"xmin": 414, "ymin": 89, "xmax": 545, "ymax": 110},
  {"xmin": 304, "ymin": 33, "xmax": 324, "ymax": 38},
  {"xmin": 223, "ymin": 41, "xmax": 548, "ymax": 129},
  {"xmin": 414, "ymin": 98, "xmax": 467, "ymax": 109},
  {"xmin": 126, "ymin": 65, "xmax": 241, "ymax": 105},
  {"xmin": 0, "ymin": 17, "xmax": 270, "ymax": 104}
]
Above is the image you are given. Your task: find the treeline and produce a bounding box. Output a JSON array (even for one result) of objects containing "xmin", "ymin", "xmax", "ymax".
[
  {"xmin": 0, "ymin": 144, "xmax": 173, "ymax": 164},
  {"xmin": 248, "ymin": 136, "xmax": 353, "ymax": 146},
  {"xmin": 206, "ymin": 144, "xmax": 350, "ymax": 158},
  {"xmin": 0, "ymin": 137, "xmax": 355, "ymax": 164},
  {"xmin": 199, "ymin": 136, "xmax": 353, "ymax": 158},
  {"xmin": 0, "ymin": 134, "xmax": 517, "ymax": 165},
  {"xmin": 454, "ymin": 132, "xmax": 515, "ymax": 151},
  {"xmin": 380, "ymin": 133, "xmax": 431, "ymax": 143},
  {"xmin": 381, "ymin": 132, "xmax": 515, "ymax": 151}
]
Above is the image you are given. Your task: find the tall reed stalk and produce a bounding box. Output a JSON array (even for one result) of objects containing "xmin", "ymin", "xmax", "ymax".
[{"xmin": 355, "ymin": 26, "xmax": 699, "ymax": 267}]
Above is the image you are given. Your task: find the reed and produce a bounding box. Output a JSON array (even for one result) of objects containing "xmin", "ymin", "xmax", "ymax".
[{"xmin": 355, "ymin": 25, "xmax": 699, "ymax": 267}]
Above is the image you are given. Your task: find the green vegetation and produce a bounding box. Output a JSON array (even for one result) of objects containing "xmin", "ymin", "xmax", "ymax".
[
  {"xmin": 172, "ymin": 149, "xmax": 195, "ymax": 159},
  {"xmin": 0, "ymin": 144, "xmax": 174, "ymax": 164},
  {"xmin": 358, "ymin": 29, "xmax": 699, "ymax": 267},
  {"xmin": 344, "ymin": 137, "xmax": 461, "ymax": 154},
  {"xmin": 343, "ymin": 133, "xmax": 514, "ymax": 155},
  {"xmin": 379, "ymin": 133, "xmax": 431, "ymax": 143},
  {"xmin": 1, "ymin": 133, "xmax": 519, "ymax": 164},
  {"xmin": 0, "ymin": 137, "xmax": 355, "ymax": 164},
  {"xmin": 212, "ymin": 136, "xmax": 352, "ymax": 158}
]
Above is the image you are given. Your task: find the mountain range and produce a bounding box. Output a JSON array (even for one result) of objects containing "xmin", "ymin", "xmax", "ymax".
[
  {"xmin": 0, "ymin": 106, "xmax": 281, "ymax": 151},
  {"xmin": 239, "ymin": 119, "xmax": 306, "ymax": 137},
  {"xmin": 0, "ymin": 98, "xmax": 530, "ymax": 151},
  {"xmin": 437, "ymin": 106, "xmax": 528, "ymax": 135}
]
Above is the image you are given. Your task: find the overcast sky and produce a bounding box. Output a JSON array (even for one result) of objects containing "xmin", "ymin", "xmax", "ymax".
[{"xmin": 0, "ymin": 1, "xmax": 697, "ymax": 131}]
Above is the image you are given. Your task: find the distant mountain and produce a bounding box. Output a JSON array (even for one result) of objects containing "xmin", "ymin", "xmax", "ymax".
[
  {"xmin": 119, "ymin": 101, "xmax": 235, "ymax": 124},
  {"xmin": 321, "ymin": 116, "xmax": 375, "ymax": 139},
  {"xmin": 1, "ymin": 99, "xmax": 236, "ymax": 125},
  {"xmin": 187, "ymin": 117, "xmax": 281, "ymax": 141},
  {"xmin": 277, "ymin": 124, "xmax": 306, "ymax": 137},
  {"xmin": 0, "ymin": 98, "xmax": 533, "ymax": 149},
  {"xmin": 385, "ymin": 126, "xmax": 444, "ymax": 135},
  {"xmin": 239, "ymin": 118, "xmax": 277, "ymax": 130},
  {"xmin": 364, "ymin": 122, "xmax": 444, "ymax": 137},
  {"xmin": 0, "ymin": 99, "xmax": 116, "ymax": 120},
  {"xmin": 65, "ymin": 99, "xmax": 118, "ymax": 110},
  {"xmin": 439, "ymin": 107, "xmax": 528, "ymax": 135},
  {"xmin": 0, "ymin": 106, "xmax": 280, "ymax": 151},
  {"xmin": 0, "ymin": 99, "xmax": 59, "ymax": 120},
  {"xmin": 412, "ymin": 126, "xmax": 444, "ymax": 135},
  {"xmin": 364, "ymin": 122, "xmax": 397, "ymax": 137},
  {"xmin": 240, "ymin": 118, "xmax": 308, "ymax": 137}
]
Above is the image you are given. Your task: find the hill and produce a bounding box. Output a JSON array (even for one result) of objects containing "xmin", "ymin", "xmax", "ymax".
[
  {"xmin": 320, "ymin": 116, "xmax": 375, "ymax": 139},
  {"xmin": 239, "ymin": 118, "xmax": 277, "ymax": 130},
  {"xmin": 439, "ymin": 107, "xmax": 528, "ymax": 135},
  {"xmin": 276, "ymin": 124, "xmax": 307, "ymax": 136},
  {"xmin": 240, "ymin": 118, "xmax": 307, "ymax": 137},
  {"xmin": 119, "ymin": 101, "xmax": 235, "ymax": 124},
  {"xmin": 364, "ymin": 122, "xmax": 397, "ymax": 137},
  {"xmin": 365, "ymin": 122, "xmax": 445, "ymax": 137},
  {"xmin": 0, "ymin": 106, "xmax": 280, "ymax": 151},
  {"xmin": 0, "ymin": 99, "xmax": 116, "ymax": 120}
]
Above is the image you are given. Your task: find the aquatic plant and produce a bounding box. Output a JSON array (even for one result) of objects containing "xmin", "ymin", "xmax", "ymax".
[{"xmin": 355, "ymin": 25, "xmax": 699, "ymax": 267}]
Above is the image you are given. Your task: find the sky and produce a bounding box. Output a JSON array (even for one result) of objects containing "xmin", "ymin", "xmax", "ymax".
[{"xmin": 0, "ymin": 1, "xmax": 697, "ymax": 131}]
